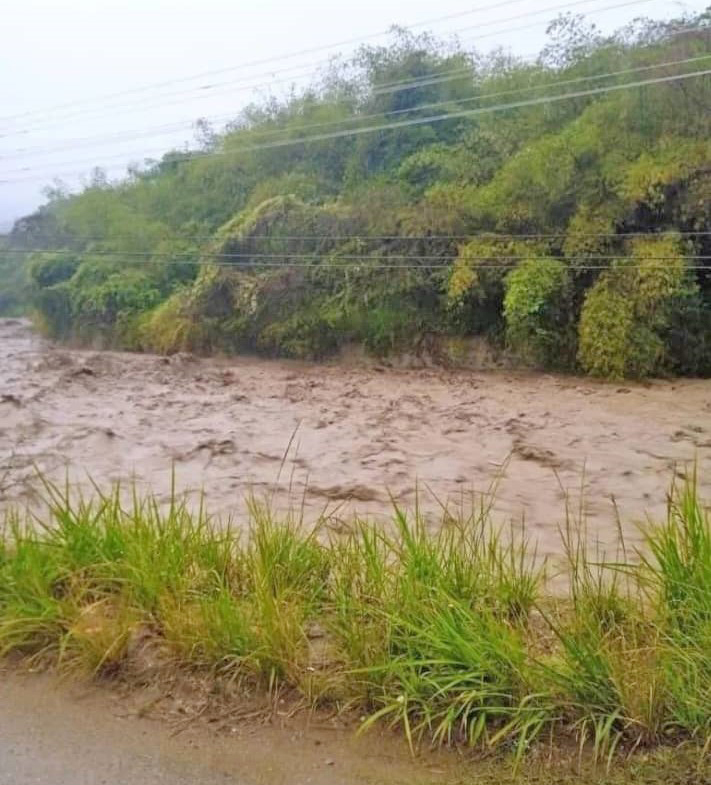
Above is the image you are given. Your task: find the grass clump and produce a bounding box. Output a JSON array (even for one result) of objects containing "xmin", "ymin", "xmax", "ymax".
[
  {"xmin": 1, "ymin": 474, "xmax": 711, "ymax": 771},
  {"xmin": 641, "ymin": 476, "xmax": 711, "ymax": 743}
]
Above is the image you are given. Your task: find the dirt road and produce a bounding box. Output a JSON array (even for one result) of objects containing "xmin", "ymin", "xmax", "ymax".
[
  {"xmin": 1, "ymin": 318, "xmax": 710, "ymax": 555},
  {"xmin": 0, "ymin": 671, "xmax": 442, "ymax": 785}
]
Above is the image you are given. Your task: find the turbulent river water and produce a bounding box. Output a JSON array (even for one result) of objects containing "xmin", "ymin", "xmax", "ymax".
[{"xmin": 1, "ymin": 318, "xmax": 710, "ymax": 556}]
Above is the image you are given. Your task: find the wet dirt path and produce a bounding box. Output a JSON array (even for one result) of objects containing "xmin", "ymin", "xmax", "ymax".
[
  {"xmin": 0, "ymin": 670, "xmax": 443, "ymax": 785},
  {"xmin": 1, "ymin": 318, "xmax": 710, "ymax": 555}
]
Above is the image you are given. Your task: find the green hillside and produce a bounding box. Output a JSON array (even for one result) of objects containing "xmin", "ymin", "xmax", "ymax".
[{"xmin": 2, "ymin": 12, "xmax": 710, "ymax": 378}]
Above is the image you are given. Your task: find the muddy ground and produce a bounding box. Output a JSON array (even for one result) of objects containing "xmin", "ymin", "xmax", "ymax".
[
  {"xmin": 2, "ymin": 667, "xmax": 707, "ymax": 785},
  {"xmin": 0, "ymin": 669, "xmax": 452, "ymax": 785},
  {"xmin": 1, "ymin": 318, "xmax": 710, "ymax": 556}
]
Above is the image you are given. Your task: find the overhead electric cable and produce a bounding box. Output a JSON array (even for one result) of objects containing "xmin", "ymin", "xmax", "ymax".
[
  {"xmin": 2, "ymin": 248, "xmax": 709, "ymax": 262},
  {"xmin": 0, "ymin": 0, "xmax": 662, "ymax": 135},
  {"xmin": 2, "ymin": 66, "xmax": 708, "ymax": 184},
  {"xmin": 0, "ymin": 0, "xmax": 660, "ymax": 129},
  {"xmin": 3, "ymin": 52, "xmax": 707, "ymax": 161}
]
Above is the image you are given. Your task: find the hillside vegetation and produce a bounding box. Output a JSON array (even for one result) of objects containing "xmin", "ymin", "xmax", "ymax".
[{"xmin": 2, "ymin": 12, "xmax": 710, "ymax": 378}]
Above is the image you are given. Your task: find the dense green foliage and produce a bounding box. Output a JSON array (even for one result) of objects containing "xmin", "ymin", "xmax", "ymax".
[
  {"xmin": 504, "ymin": 257, "xmax": 574, "ymax": 367},
  {"xmin": 578, "ymin": 236, "xmax": 706, "ymax": 377},
  {"xmin": 0, "ymin": 235, "xmax": 29, "ymax": 315},
  {"xmin": 2, "ymin": 475, "xmax": 711, "ymax": 768},
  {"xmin": 1, "ymin": 13, "xmax": 710, "ymax": 376}
]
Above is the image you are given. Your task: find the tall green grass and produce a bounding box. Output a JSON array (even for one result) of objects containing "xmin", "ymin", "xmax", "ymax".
[{"xmin": 1, "ymin": 475, "xmax": 710, "ymax": 765}]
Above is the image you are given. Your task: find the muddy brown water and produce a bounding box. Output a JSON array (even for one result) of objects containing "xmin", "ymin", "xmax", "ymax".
[{"xmin": 1, "ymin": 318, "xmax": 710, "ymax": 557}]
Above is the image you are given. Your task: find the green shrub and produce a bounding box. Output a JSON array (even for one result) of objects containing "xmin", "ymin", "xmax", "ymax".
[
  {"xmin": 141, "ymin": 266, "xmax": 251, "ymax": 355},
  {"xmin": 33, "ymin": 282, "xmax": 74, "ymax": 339},
  {"xmin": 256, "ymin": 309, "xmax": 342, "ymax": 359},
  {"xmin": 578, "ymin": 238, "xmax": 705, "ymax": 379},
  {"xmin": 28, "ymin": 252, "xmax": 81, "ymax": 288},
  {"xmin": 503, "ymin": 257, "xmax": 574, "ymax": 368},
  {"xmin": 665, "ymin": 297, "xmax": 711, "ymax": 377},
  {"xmin": 447, "ymin": 238, "xmax": 539, "ymax": 337},
  {"xmin": 68, "ymin": 268, "xmax": 162, "ymax": 344},
  {"xmin": 577, "ymin": 275, "xmax": 658, "ymax": 379},
  {"xmin": 358, "ymin": 304, "xmax": 425, "ymax": 356},
  {"xmin": 141, "ymin": 290, "xmax": 197, "ymax": 354},
  {"xmin": 29, "ymin": 254, "xmax": 165, "ymax": 346}
]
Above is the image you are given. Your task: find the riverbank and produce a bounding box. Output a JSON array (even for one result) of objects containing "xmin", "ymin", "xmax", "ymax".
[{"xmin": 1, "ymin": 477, "xmax": 710, "ymax": 775}]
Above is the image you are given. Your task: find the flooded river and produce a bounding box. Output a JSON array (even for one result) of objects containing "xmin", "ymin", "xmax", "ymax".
[{"xmin": 1, "ymin": 318, "xmax": 710, "ymax": 556}]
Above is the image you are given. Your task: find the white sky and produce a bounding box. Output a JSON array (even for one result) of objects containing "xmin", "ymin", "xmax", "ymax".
[{"xmin": 0, "ymin": 0, "xmax": 705, "ymax": 228}]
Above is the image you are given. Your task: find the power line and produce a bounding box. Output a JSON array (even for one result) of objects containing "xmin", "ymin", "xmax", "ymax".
[
  {"xmin": 0, "ymin": 0, "xmax": 590, "ymax": 128},
  {"xmin": 2, "ymin": 66, "xmax": 708, "ymax": 184},
  {"xmin": 3, "ymin": 248, "xmax": 708, "ymax": 262},
  {"xmin": 0, "ymin": 0, "xmax": 662, "ymax": 129},
  {"xmin": 0, "ymin": 18, "xmax": 671, "ymax": 146},
  {"xmin": 5, "ymin": 51, "xmax": 708, "ymax": 162},
  {"xmin": 0, "ymin": 0, "xmax": 668, "ymax": 137},
  {"xmin": 10, "ymin": 230, "xmax": 710, "ymax": 244},
  {"xmin": 0, "ymin": 59, "xmax": 342, "ymax": 137},
  {"xmin": 4, "ymin": 21, "xmax": 704, "ymax": 151},
  {"xmin": 142, "ymin": 69, "xmax": 711, "ymax": 158},
  {"xmin": 0, "ymin": 55, "xmax": 484, "ymax": 147},
  {"xmin": 1, "ymin": 258, "xmax": 706, "ymax": 270}
]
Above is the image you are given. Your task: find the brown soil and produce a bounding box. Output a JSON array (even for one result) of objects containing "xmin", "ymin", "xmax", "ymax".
[
  {"xmin": 2, "ymin": 318, "xmax": 710, "ymax": 557},
  {"xmin": 2, "ymin": 665, "xmax": 709, "ymax": 785},
  {"xmin": 0, "ymin": 666, "xmax": 457, "ymax": 785}
]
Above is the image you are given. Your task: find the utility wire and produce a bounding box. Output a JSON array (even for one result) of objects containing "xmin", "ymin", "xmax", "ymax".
[
  {"xmin": 0, "ymin": 0, "xmax": 526, "ymax": 125},
  {"xmin": 0, "ymin": 258, "xmax": 706, "ymax": 270},
  {"xmin": 2, "ymin": 66, "xmax": 708, "ymax": 184},
  {"xmin": 10, "ymin": 230, "xmax": 710, "ymax": 244},
  {"xmin": 9, "ymin": 17, "xmax": 703, "ymax": 145},
  {"xmin": 4, "ymin": 52, "xmax": 708, "ymax": 161},
  {"xmin": 0, "ymin": 0, "xmax": 667, "ymax": 136},
  {"xmin": 3, "ymin": 248, "xmax": 709, "ymax": 262},
  {"xmin": 5, "ymin": 21, "xmax": 703, "ymax": 148},
  {"xmin": 0, "ymin": 0, "xmax": 659, "ymax": 128}
]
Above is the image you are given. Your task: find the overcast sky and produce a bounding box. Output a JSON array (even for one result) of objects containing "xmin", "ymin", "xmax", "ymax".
[{"xmin": 0, "ymin": 0, "xmax": 705, "ymax": 229}]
